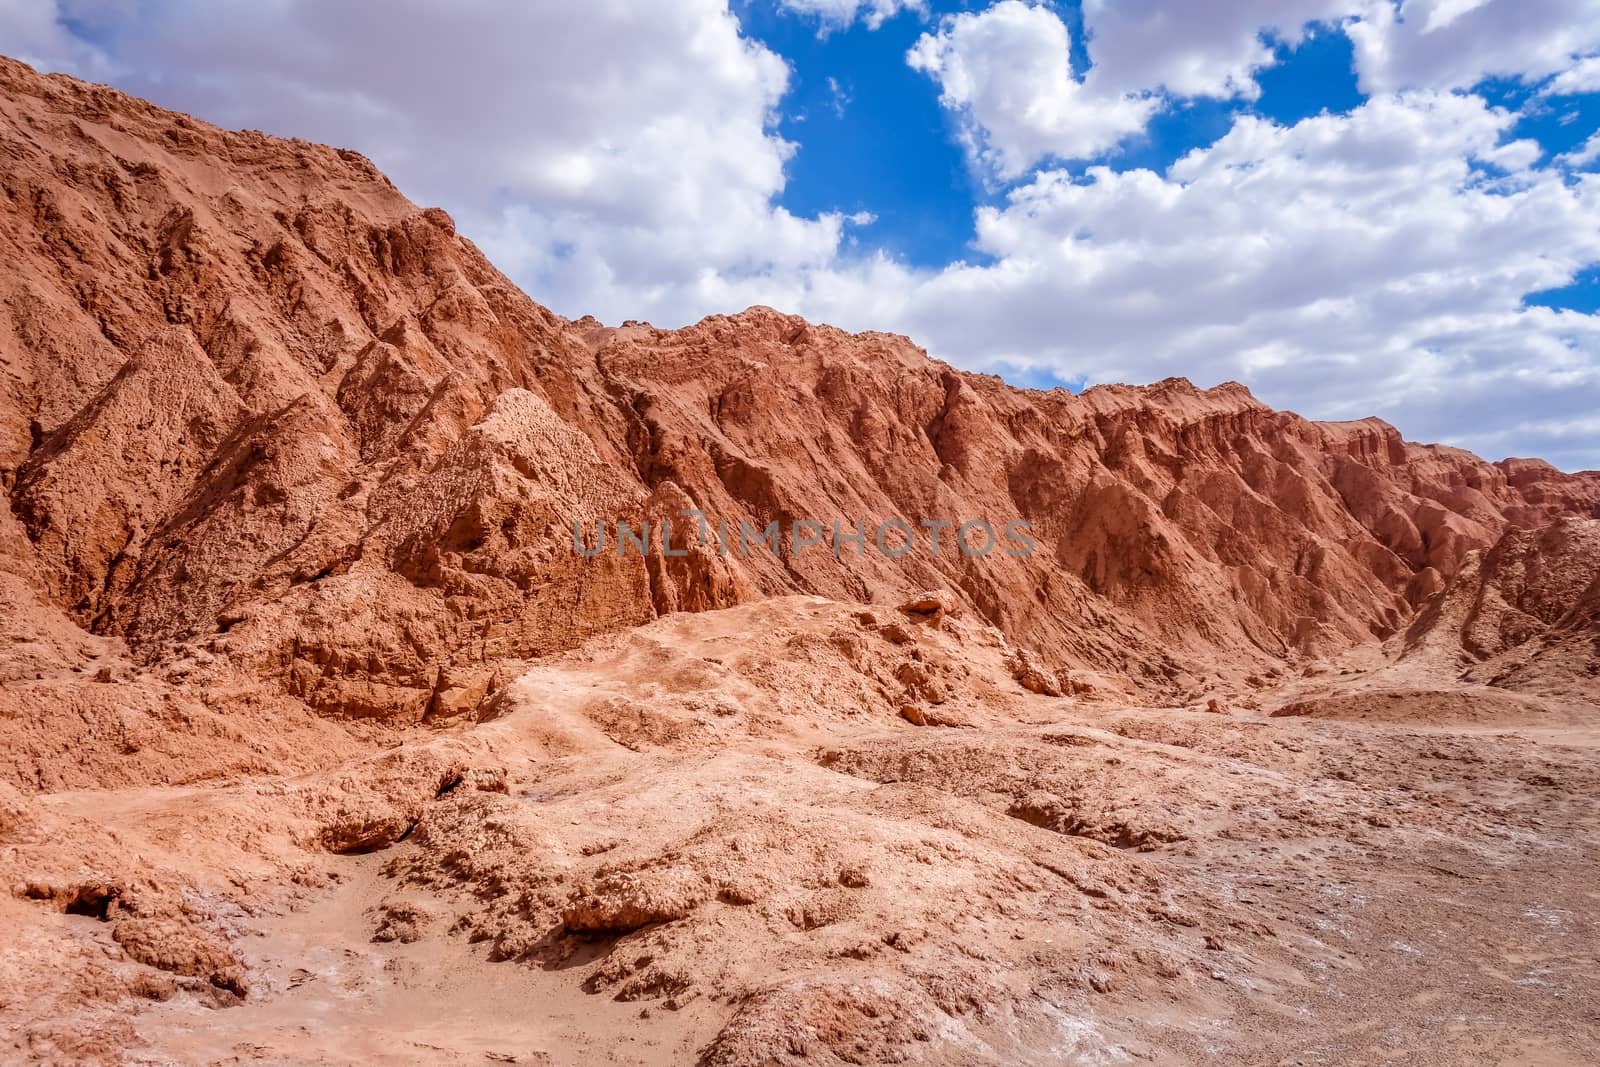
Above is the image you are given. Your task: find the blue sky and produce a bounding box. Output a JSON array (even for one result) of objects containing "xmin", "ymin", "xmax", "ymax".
[
  {"xmin": 739, "ymin": 2, "xmax": 1380, "ymax": 269},
  {"xmin": 738, "ymin": 1, "xmax": 985, "ymax": 268},
  {"xmin": 748, "ymin": 2, "xmax": 1599, "ymax": 306},
  {"xmin": 6, "ymin": 0, "xmax": 1600, "ymax": 468}
]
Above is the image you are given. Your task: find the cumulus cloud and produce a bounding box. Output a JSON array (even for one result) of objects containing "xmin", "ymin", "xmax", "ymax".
[
  {"xmin": 0, "ymin": 0, "xmax": 109, "ymax": 72},
  {"xmin": 1130, "ymin": 1, "xmax": 1600, "ymax": 100},
  {"xmin": 1544, "ymin": 53, "xmax": 1600, "ymax": 95},
  {"xmin": 776, "ymin": 0, "xmax": 926, "ymax": 32},
  {"xmin": 905, "ymin": 0, "xmax": 1352, "ymax": 176},
  {"xmin": 880, "ymin": 1, "xmax": 1600, "ymax": 466},
  {"xmin": 906, "ymin": 1, "xmax": 1158, "ymax": 178},
  {"xmin": 803, "ymin": 93, "xmax": 1600, "ymax": 468},
  {"xmin": 912, "ymin": 1, "xmax": 1600, "ymax": 178},
  {"xmin": 1348, "ymin": 0, "xmax": 1600, "ymax": 94},
  {"xmin": 1077, "ymin": 0, "xmax": 1352, "ymax": 100},
  {"xmin": 10, "ymin": 0, "xmax": 862, "ymax": 324},
  {"xmin": 1561, "ymin": 130, "xmax": 1600, "ymax": 168},
  {"xmin": 1072, "ymin": 0, "xmax": 1600, "ymax": 104}
]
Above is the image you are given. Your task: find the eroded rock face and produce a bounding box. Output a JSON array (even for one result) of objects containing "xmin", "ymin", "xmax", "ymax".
[
  {"xmin": 12, "ymin": 329, "xmax": 247, "ymax": 623},
  {"xmin": 110, "ymin": 918, "xmax": 248, "ymax": 998},
  {"xmin": 8, "ymin": 57, "xmax": 1600, "ymax": 1067},
  {"xmin": 2, "ymin": 54, "xmax": 1598, "ymax": 728},
  {"xmin": 1401, "ymin": 517, "xmax": 1600, "ymax": 701}
]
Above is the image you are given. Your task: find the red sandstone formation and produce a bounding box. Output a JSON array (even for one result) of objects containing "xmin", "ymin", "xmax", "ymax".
[
  {"xmin": 3, "ymin": 58, "xmax": 1600, "ymax": 1065},
  {"xmin": 4, "ymin": 57, "xmax": 1597, "ymax": 743}
]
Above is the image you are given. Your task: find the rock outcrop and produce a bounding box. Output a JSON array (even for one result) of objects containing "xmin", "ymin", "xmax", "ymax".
[
  {"xmin": 2, "ymin": 54, "xmax": 1598, "ymax": 733},
  {"xmin": 1401, "ymin": 517, "xmax": 1600, "ymax": 701},
  {"xmin": 4, "ymin": 57, "xmax": 1600, "ymax": 1067}
]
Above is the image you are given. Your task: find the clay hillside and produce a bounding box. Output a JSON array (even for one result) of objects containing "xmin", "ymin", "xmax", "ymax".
[
  {"xmin": 4, "ymin": 56, "xmax": 1600, "ymax": 1066},
  {"xmin": 4, "ymin": 55, "xmax": 1597, "ymax": 740}
]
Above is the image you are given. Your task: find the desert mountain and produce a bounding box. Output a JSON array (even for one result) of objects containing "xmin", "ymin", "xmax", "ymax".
[
  {"xmin": 3, "ymin": 56, "xmax": 1598, "ymax": 743},
  {"xmin": 4, "ymin": 57, "xmax": 1600, "ymax": 1065},
  {"xmin": 1397, "ymin": 516, "xmax": 1600, "ymax": 703}
]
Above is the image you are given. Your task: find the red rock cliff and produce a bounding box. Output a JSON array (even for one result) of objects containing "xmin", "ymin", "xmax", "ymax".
[{"xmin": 3, "ymin": 56, "xmax": 1597, "ymax": 719}]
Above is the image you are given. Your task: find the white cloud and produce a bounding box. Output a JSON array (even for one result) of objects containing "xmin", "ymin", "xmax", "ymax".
[
  {"xmin": 1545, "ymin": 53, "xmax": 1600, "ymax": 95},
  {"xmin": 905, "ymin": 0, "xmax": 1359, "ymax": 177},
  {"xmin": 907, "ymin": 1, "xmax": 1159, "ymax": 178},
  {"xmin": 1348, "ymin": 0, "xmax": 1600, "ymax": 94},
  {"xmin": 912, "ymin": 1, "xmax": 1600, "ymax": 178},
  {"xmin": 826, "ymin": 75, "xmax": 850, "ymax": 117},
  {"xmin": 1560, "ymin": 130, "xmax": 1600, "ymax": 168},
  {"xmin": 775, "ymin": 0, "xmax": 925, "ymax": 32},
  {"xmin": 1078, "ymin": 0, "xmax": 1352, "ymax": 100},
  {"xmin": 799, "ymin": 93, "xmax": 1600, "ymax": 469},
  {"xmin": 0, "ymin": 0, "xmax": 110, "ymax": 72},
  {"xmin": 13, "ymin": 0, "xmax": 857, "ymax": 324}
]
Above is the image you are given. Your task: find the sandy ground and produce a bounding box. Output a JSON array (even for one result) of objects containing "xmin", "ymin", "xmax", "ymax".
[{"xmin": 5, "ymin": 596, "xmax": 1598, "ymax": 1065}]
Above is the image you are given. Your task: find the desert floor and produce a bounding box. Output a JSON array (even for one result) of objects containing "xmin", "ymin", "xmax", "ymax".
[{"xmin": 6, "ymin": 597, "xmax": 1597, "ymax": 1065}]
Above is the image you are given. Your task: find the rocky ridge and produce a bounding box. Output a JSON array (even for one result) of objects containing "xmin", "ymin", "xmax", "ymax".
[
  {"xmin": 3, "ymin": 57, "xmax": 1598, "ymax": 756},
  {"xmin": 4, "ymin": 56, "xmax": 1600, "ymax": 1066}
]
